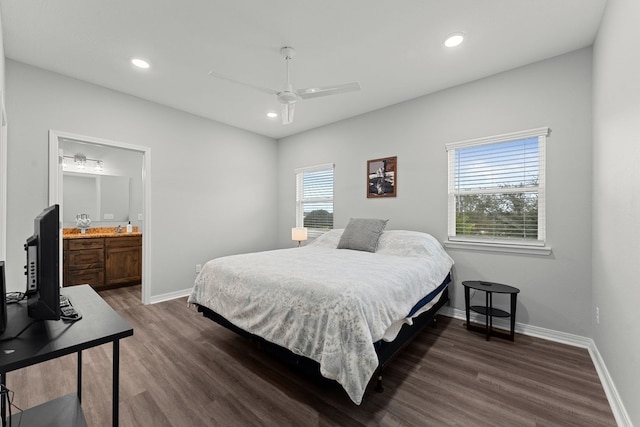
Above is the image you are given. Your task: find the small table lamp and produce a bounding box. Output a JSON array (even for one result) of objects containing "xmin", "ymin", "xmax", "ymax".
[{"xmin": 291, "ymin": 227, "xmax": 308, "ymax": 247}]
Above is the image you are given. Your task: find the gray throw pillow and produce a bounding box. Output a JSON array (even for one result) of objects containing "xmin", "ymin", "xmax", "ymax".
[{"xmin": 337, "ymin": 218, "xmax": 389, "ymax": 252}]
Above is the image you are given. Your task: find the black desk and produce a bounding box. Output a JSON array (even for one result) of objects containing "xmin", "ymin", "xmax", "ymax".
[
  {"xmin": 462, "ymin": 280, "xmax": 520, "ymax": 341},
  {"xmin": 0, "ymin": 285, "xmax": 133, "ymax": 427}
]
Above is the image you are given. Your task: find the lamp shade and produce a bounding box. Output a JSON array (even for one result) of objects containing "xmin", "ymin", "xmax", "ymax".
[{"xmin": 291, "ymin": 227, "xmax": 308, "ymax": 241}]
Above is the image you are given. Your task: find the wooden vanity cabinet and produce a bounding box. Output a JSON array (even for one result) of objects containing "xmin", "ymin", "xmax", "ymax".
[
  {"xmin": 105, "ymin": 236, "xmax": 142, "ymax": 287},
  {"xmin": 63, "ymin": 235, "xmax": 142, "ymax": 290}
]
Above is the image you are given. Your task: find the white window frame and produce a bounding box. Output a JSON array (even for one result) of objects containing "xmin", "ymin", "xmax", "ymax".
[
  {"xmin": 295, "ymin": 163, "xmax": 334, "ymax": 238},
  {"xmin": 444, "ymin": 127, "xmax": 551, "ymax": 255}
]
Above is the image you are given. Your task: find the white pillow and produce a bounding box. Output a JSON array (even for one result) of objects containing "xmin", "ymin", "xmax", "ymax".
[
  {"xmin": 376, "ymin": 230, "xmax": 443, "ymax": 258},
  {"xmin": 306, "ymin": 229, "xmax": 344, "ymax": 249}
]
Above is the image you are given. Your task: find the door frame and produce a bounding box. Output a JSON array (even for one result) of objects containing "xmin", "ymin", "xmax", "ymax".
[{"xmin": 48, "ymin": 130, "xmax": 152, "ymax": 304}]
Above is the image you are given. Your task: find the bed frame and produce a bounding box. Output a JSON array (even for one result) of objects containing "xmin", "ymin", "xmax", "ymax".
[{"xmin": 195, "ymin": 274, "xmax": 451, "ymax": 400}]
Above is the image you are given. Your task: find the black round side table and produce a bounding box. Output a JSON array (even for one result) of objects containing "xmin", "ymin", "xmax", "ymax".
[{"xmin": 462, "ymin": 280, "xmax": 520, "ymax": 341}]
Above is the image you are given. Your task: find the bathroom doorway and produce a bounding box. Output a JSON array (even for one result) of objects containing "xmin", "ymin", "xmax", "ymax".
[{"xmin": 48, "ymin": 130, "xmax": 151, "ymax": 304}]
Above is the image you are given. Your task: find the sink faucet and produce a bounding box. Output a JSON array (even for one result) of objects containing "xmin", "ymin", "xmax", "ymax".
[{"xmin": 116, "ymin": 225, "xmax": 122, "ymax": 233}]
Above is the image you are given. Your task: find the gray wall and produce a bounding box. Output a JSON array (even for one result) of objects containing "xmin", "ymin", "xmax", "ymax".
[
  {"xmin": 5, "ymin": 60, "xmax": 278, "ymax": 297},
  {"xmin": 593, "ymin": 0, "xmax": 640, "ymax": 423},
  {"xmin": 278, "ymin": 48, "xmax": 594, "ymax": 337},
  {"xmin": 0, "ymin": 8, "xmax": 4, "ymax": 89}
]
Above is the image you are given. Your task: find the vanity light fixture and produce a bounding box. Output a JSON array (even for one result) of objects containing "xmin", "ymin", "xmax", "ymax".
[
  {"xmin": 444, "ymin": 32, "xmax": 465, "ymax": 48},
  {"xmin": 62, "ymin": 153, "xmax": 104, "ymax": 173},
  {"xmin": 131, "ymin": 58, "xmax": 151, "ymax": 69}
]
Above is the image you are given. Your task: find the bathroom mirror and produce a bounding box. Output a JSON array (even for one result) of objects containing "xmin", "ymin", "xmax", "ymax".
[{"xmin": 62, "ymin": 172, "xmax": 131, "ymax": 225}]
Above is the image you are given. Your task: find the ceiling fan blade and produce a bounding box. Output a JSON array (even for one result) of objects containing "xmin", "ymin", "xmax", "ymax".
[
  {"xmin": 296, "ymin": 82, "xmax": 361, "ymax": 100},
  {"xmin": 281, "ymin": 102, "xmax": 295, "ymax": 125},
  {"xmin": 208, "ymin": 70, "xmax": 278, "ymax": 96}
]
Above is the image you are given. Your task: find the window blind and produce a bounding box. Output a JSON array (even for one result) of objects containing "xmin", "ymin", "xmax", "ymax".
[
  {"xmin": 446, "ymin": 128, "xmax": 548, "ymax": 245},
  {"xmin": 295, "ymin": 164, "xmax": 334, "ymax": 234}
]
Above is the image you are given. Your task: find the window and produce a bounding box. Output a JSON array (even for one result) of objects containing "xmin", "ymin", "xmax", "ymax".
[
  {"xmin": 445, "ymin": 127, "xmax": 550, "ymax": 254},
  {"xmin": 295, "ymin": 163, "xmax": 334, "ymax": 237}
]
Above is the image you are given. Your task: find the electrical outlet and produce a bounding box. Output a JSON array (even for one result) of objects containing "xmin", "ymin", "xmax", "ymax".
[
  {"xmin": 138, "ymin": 213, "xmax": 143, "ymax": 221},
  {"xmin": 196, "ymin": 264, "xmax": 202, "ymax": 274},
  {"xmin": 596, "ymin": 306, "xmax": 600, "ymax": 324}
]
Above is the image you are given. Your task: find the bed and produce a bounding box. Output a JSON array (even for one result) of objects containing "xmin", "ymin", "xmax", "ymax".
[{"xmin": 188, "ymin": 222, "xmax": 454, "ymax": 405}]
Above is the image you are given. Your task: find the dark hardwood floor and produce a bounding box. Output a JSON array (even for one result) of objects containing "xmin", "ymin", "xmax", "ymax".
[{"xmin": 6, "ymin": 285, "xmax": 615, "ymax": 426}]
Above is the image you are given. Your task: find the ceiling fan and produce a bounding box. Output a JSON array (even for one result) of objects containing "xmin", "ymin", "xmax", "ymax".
[{"xmin": 208, "ymin": 46, "xmax": 361, "ymax": 125}]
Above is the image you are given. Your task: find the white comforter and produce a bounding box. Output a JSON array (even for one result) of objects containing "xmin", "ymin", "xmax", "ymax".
[{"xmin": 188, "ymin": 230, "xmax": 453, "ymax": 404}]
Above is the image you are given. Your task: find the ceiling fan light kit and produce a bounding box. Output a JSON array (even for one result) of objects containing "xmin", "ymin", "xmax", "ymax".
[
  {"xmin": 280, "ymin": 46, "xmax": 296, "ymax": 59},
  {"xmin": 281, "ymin": 102, "xmax": 295, "ymax": 124},
  {"xmin": 209, "ymin": 46, "xmax": 361, "ymax": 125}
]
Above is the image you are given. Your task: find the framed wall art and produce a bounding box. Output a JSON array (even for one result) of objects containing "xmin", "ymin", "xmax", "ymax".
[{"xmin": 367, "ymin": 156, "xmax": 397, "ymax": 198}]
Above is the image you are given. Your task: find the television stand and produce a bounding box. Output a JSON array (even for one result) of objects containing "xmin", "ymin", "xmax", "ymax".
[{"xmin": 0, "ymin": 285, "xmax": 133, "ymax": 427}]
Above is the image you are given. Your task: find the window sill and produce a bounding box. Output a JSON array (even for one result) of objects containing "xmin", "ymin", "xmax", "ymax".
[{"xmin": 443, "ymin": 240, "xmax": 552, "ymax": 256}]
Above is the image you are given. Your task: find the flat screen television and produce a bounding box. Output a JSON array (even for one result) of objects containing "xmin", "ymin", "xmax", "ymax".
[{"xmin": 25, "ymin": 204, "xmax": 61, "ymax": 321}]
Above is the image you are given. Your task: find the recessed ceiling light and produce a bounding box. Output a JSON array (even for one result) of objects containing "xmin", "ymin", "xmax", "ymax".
[
  {"xmin": 266, "ymin": 111, "xmax": 278, "ymax": 119},
  {"xmin": 131, "ymin": 58, "xmax": 150, "ymax": 69},
  {"xmin": 444, "ymin": 33, "xmax": 464, "ymax": 48}
]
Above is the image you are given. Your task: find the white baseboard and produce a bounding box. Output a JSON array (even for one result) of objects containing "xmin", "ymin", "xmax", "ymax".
[
  {"xmin": 440, "ymin": 307, "xmax": 633, "ymax": 427},
  {"xmin": 587, "ymin": 340, "xmax": 634, "ymax": 427},
  {"xmin": 149, "ymin": 287, "xmax": 193, "ymax": 304}
]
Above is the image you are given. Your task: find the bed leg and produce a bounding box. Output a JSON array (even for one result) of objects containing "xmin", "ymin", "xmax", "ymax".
[
  {"xmin": 375, "ymin": 374, "xmax": 384, "ymax": 393},
  {"xmin": 432, "ymin": 317, "xmax": 438, "ymax": 329}
]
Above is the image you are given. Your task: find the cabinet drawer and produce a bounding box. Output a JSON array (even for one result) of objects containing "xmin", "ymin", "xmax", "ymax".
[
  {"xmin": 66, "ymin": 268, "xmax": 105, "ymax": 287},
  {"xmin": 105, "ymin": 236, "xmax": 141, "ymax": 248},
  {"xmin": 67, "ymin": 249, "xmax": 104, "ymax": 270},
  {"xmin": 68, "ymin": 238, "xmax": 104, "ymax": 250}
]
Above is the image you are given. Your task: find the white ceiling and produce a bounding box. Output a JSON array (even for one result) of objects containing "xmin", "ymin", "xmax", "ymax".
[{"xmin": 0, "ymin": 0, "xmax": 607, "ymax": 139}]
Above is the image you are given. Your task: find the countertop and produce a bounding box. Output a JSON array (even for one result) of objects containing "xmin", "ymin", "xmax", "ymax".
[{"xmin": 63, "ymin": 226, "xmax": 141, "ymax": 239}]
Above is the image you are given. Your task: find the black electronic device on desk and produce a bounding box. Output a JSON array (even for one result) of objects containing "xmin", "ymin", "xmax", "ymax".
[
  {"xmin": 24, "ymin": 204, "xmax": 61, "ymax": 321},
  {"xmin": 1, "ymin": 204, "xmax": 68, "ymax": 340},
  {"xmin": 59, "ymin": 294, "xmax": 82, "ymax": 321}
]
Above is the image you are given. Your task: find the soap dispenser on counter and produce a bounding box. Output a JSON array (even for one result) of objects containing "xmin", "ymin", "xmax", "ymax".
[{"xmin": 126, "ymin": 221, "xmax": 132, "ymax": 233}]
